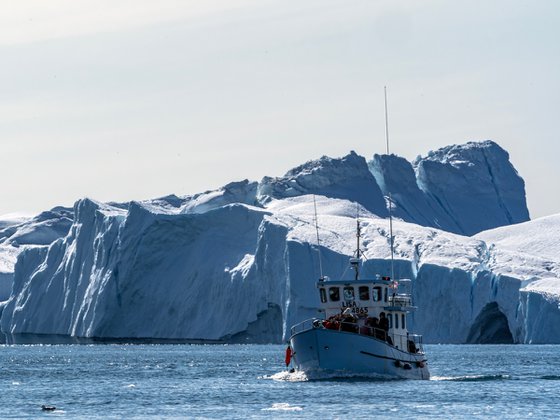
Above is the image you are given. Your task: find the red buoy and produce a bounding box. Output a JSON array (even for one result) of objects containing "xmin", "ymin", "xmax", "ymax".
[{"xmin": 285, "ymin": 345, "xmax": 292, "ymax": 366}]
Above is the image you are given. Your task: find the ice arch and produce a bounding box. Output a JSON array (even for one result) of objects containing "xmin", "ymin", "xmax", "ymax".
[{"xmin": 466, "ymin": 302, "xmax": 514, "ymax": 344}]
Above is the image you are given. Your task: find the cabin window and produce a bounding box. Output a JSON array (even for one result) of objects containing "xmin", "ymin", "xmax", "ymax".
[
  {"xmin": 359, "ymin": 286, "xmax": 369, "ymax": 301},
  {"xmin": 320, "ymin": 288, "xmax": 327, "ymax": 303},
  {"xmin": 401, "ymin": 313, "xmax": 406, "ymax": 329},
  {"xmin": 343, "ymin": 287, "xmax": 355, "ymax": 302},
  {"xmin": 395, "ymin": 313, "xmax": 399, "ymax": 329},
  {"xmin": 328, "ymin": 287, "xmax": 340, "ymax": 302},
  {"xmin": 372, "ymin": 286, "xmax": 382, "ymax": 302},
  {"xmin": 384, "ymin": 287, "xmax": 388, "ymax": 302}
]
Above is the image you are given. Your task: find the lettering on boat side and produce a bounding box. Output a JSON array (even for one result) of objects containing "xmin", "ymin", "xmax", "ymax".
[{"xmin": 341, "ymin": 301, "xmax": 368, "ymax": 315}]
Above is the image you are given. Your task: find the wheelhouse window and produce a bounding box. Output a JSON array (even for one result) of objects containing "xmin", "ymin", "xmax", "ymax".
[
  {"xmin": 329, "ymin": 287, "xmax": 340, "ymax": 302},
  {"xmin": 384, "ymin": 287, "xmax": 388, "ymax": 302},
  {"xmin": 320, "ymin": 288, "xmax": 327, "ymax": 303},
  {"xmin": 388, "ymin": 313, "xmax": 392, "ymax": 328},
  {"xmin": 359, "ymin": 286, "xmax": 369, "ymax": 301},
  {"xmin": 395, "ymin": 313, "xmax": 399, "ymax": 329},
  {"xmin": 402, "ymin": 313, "xmax": 406, "ymax": 329},
  {"xmin": 343, "ymin": 287, "xmax": 355, "ymax": 302},
  {"xmin": 372, "ymin": 286, "xmax": 382, "ymax": 302}
]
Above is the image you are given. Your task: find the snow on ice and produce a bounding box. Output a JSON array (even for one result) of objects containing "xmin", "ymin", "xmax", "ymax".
[{"xmin": 1, "ymin": 140, "xmax": 558, "ymax": 344}]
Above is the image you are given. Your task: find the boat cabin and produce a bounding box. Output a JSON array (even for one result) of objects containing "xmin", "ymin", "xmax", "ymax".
[{"xmin": 316, "ymin": 276, "xmax": 422, "ymax": 352}]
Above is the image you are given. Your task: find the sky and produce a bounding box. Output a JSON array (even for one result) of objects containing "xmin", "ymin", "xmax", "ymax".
[{"xmin": 1, "ymin": 0, "xmax": 559, "ymax": 219}]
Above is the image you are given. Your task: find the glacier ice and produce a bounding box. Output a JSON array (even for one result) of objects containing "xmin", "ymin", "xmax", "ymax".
[{"xmin": 0, "ymin": 140, "xmax": 558, "ymax": 344}]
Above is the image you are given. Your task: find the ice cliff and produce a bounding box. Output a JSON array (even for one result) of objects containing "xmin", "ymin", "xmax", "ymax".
[
  {"xmin": 2, "ymin": 140, "xmax": 556, "ymax": 344},
  {"xmin": 0, "ymin": 208, "xmax": 73, "ymax": 301},
  {"xmin": 369, "ymin": 140, "xmax": 529, "ymax": 235}
]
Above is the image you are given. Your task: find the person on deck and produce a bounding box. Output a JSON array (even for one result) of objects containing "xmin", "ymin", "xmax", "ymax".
[
  {"xmin": 379, "ymin": 312, "xmax": 389, "ymax": 340},
  {"xmin": 341, "ymin": 308, "xmax": 358, "ymax": 333},
  {"xmin": 363, "ymin": 317, "xmax": 379, "ymax": 336}
]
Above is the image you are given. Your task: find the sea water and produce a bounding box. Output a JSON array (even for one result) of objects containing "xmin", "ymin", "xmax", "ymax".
[{"xmin": 1, "ymin": 344, "xmax": 559, "ymax": 419}]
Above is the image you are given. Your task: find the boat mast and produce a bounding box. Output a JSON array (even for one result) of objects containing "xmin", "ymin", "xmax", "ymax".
[
  {"xmin": 312, "ymin": 195, "xmax": 324, "ymax": 280},
  {"xmin": 349, "ymin": 202, "xmax": 361, "ymax": 281},
  {"xmin": 384, "ymin": 86, "xmax": 395, "ymax": 281},
  {"xmin": 355, "ymin": 204, "xmax": 361, "ymax": 281}
]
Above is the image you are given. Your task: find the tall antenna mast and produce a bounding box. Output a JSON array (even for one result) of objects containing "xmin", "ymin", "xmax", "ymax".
[
  {"xmin": 384, "ymin": 86, "xmax": 395, "ymax": 281},
  {"xmin": 356, "ymin": 203, "xmax": 360, "ymax": 260},
  {"xmin": 312, "ymin": 195, "xmax": 324, "ymax": 280},
  {"xmin": 350, "ymin": 202, "xmax": 361, "ymax": 281}
]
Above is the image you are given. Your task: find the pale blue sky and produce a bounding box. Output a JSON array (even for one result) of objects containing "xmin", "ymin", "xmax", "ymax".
[{"xmin": 2, "ymin": 0, "xmax": 559, "ymax": 219}]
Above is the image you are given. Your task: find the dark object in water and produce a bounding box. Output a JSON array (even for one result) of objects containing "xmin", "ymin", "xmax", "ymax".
[{"xmin": 41, "ymin": 405, "xmax": 56, "ymax": 411}]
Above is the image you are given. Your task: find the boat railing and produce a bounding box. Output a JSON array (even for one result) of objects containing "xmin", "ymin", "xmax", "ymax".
[
  {"xmin": 291, "ymin": 318, "xmax": 425, "ymax": 354},
  {"xmin": 390, "ymin": 332, "xmax": 424, "ymax": 354},
  {"xmin": 387, "ymin": 294, "xmax": 412, "ymax": 307},
  {"xmin": 290, "ymin": 318, "xmax": 319, "ymax": 336}
]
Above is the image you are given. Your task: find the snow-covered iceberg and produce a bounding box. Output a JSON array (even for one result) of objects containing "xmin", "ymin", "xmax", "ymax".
[
  {"xmin": 1, "ymin": 140, "xmax": 556, "ymax": 344},
  {"xmin": 474, "ymin": 215, "xmax": 560, "ymax": 343}
]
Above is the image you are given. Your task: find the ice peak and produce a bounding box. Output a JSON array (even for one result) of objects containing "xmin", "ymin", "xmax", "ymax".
[
  {"xmin": 257, "ymin": 151, "xmax": 388, "ymax": 216},
  {"xmin": 414, "ymin": 140, "xmax": 505, "ymax": 169},
  {"xmin": 179, "ymin": 179, "xmax": 258, "ymax": 214},
  {"xmin": 370, "ymin": 140, "xmax": 529, "ymax": 235}
]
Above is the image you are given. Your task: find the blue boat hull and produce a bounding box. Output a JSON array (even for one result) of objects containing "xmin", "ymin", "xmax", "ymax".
[{"xmin": 290, "ymin": 327, "xmax": 430, "ymax": 380}]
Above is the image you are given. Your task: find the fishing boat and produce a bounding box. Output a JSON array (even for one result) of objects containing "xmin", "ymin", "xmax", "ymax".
[
  {"xmin": 287, "ymin": 88, "xmax": 430, "ymax": 380},
  {"xmin": 287, "ymin": 220, "xmax": 430, "ymax": 380}
]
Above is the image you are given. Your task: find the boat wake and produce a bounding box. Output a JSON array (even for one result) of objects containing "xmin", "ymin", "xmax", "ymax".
[
  {"xmin": 263, "ymin": 370, "xmax": 309, "ymax": 382},
  {"xmin": 264, "ymin": 369, "xmax": 400, "ymax": 382},
  {"xmin": 432, "ymin": 374, "xmax": 560, "ymax": 382},
  {"xmin": 430, "ymin": 374, "xmax": 511, "ymax": 382}
]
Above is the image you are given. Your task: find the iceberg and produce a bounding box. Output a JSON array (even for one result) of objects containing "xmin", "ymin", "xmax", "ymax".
[{"xmin": 1, "ymin": 140, "xmax": 557, "ymax": 344}]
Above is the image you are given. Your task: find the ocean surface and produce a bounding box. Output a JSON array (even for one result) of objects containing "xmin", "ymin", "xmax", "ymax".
[{"xmin": 1, "ymin": 344, "xmax": 559, "ymax": 419}]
